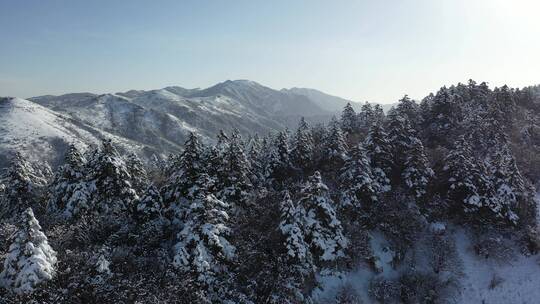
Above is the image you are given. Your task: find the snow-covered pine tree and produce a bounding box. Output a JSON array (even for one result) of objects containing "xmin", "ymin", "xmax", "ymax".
[
  {"xmin": 135, "ymin": 184, "xmax": 164, "ymax": 223},
  {"xmin": 163, "ymin": 132, "xmax": 207, "ymax": 222},
  {"xmin": 247, "ymin": 134, "xmax": 266, "ymax": 188},
  {"xmin": 266, "ymin": 131, "xmax": 294, "ymax": 185},
  {"xmin": 358, "ymin": 102, "xmax": 374, "ymax": 131},
  {"xmin": 323, "ymin": 117, "xmax": 348, "ymax": 171},
  {"xmin": 339, "ymin": 144, "xmax": 381, "ymax": 215},
  {"xmin": 291, "ymin": 117, "xmax": 314, "ymax": 174},
  {"xmin": 0, "ymin": 208, "xmax": 57, "ymax": 294},
  {"xmin": 279, "ymin": 190, "xmax": 310, "ymax": 264},
  {"xmin": 387, "ymin": 111, "xmax": 417, "ymax": 181},
  {"xmin": 363, "ymin": 123, "xmax": 393, "ymax": 192},
  {"xmin": 340, "ymin": 103, "xmax": 357, "ymax": 135},
  {"xmin": 87, "ymin": 139, "xmax": 137, "ymax": 215},
  {"xmin": 486, "ymin": 143, "xmax": 526, "ymax": 225},
  {"xmin": 298, "ymin": 171, "xmax": 347, "ymax": 263},
  {"xmin": 0, "ymin": 152, "xmax": 46, "ymax": 220},
  {"xmin": 219, "ymin": 129, "xmax": 253, "ymax": 212},
  {"xmin": 125, "ymin": 152, "xmax": 149, "ymax": 195},
  {"xmin": 373, "ymin": 104, "xmax": 385, "ymax": 124},
  {"xmin": 442, "ymin": 136, "xmax": 491, "ymax": 221},
  {"xmin": 48, "ymin": 144, "xmax": 90, "ymax": 218},
  {"xmin": 394, "ymin": 95, "xmax": 420, "ymax": 129},
  {"xmin": 172, "ymin": 174, "xmax": 236, "ymax": 299},
  {"xmin": 402, "ymin": 138, "xmax": 434, "ymax": 198},
  {"xmin": 204, "ymin": 145, "xmax": 226, "ymax": 192},
  {"xmin": 269, "ymin": 190, "xmax": 314, "ymax": 304}
]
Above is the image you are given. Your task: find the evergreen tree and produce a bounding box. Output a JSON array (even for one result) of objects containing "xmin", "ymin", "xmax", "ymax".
[
  {"xmin": 323, "ymin": 117, "xmax": 348, "ymax": 171},
  {"xmin": 0, "ymin": 152, "xmax": 46, "ymax": 220},
  {"xmin": 291, "ymin": 117, "xmax": 314, "ymax": 174},
  {"xmin": 172, "ymin": 174, "xmax": 236, "ymax": 300},
  {"xmin": 247, "ymin": 134, "xmax": 266, "ymax": 187},
  {"xmin": 135, "ymin": 184, "xmax": 164, "ymax": 223},
  {"xmin": 219, "ymin": 129, "xmax": 253, "ymax": 212},
  {"xmin": 163, "ymin": 132, "xmax": 206, "ymax": 205},
  {"xmin": 266, "ymin": 131, "xmax": 294, "ymax": 185},
  {"xmin": 402, "ymin": 138, "xmax": 434, "ymax": 198},
  {"xmin": 48, "ymin": 144, "xmax": 89, "ymax": 217},
  {"xmin": 0, "ymin": 208, "xmax": 57, "ymax": 294},
  {"xmin": 363, "ymin": 124, "xmax": 393, "ymax": 192},
  {"xmin": 279, "ymin": 191, "xmax": 310, "ymax": 264},
  {"xmin": 387, "ymin": 111, "xmax": 417, "ymax": 179},
  {"xmin": 125, "ymin": 152, "xmax": 149, "ymax": 195},
  {"xmin": 442, "ymin": 136, "xmax": 490, "ymax": 220},
  {"xmin": 394, "ymin": 95, "xmax": 420, "ymax": 129},
  {"xmin": 298, "ymin": 171, "xmax": 347, "ymax": 263},
  {"xmin": 87, "ymin": 139, "xmax": 137, "ymax": 215},
  {"xmin": 268, "ymin": 191, "xmax": 314, "ymax": 304},
  {"xmin": 339, "ymin": 144, "xmax": 381, "ymax": 214},
  {"xmin": 340, "ymin": 103, "xmax": 357, "ymax": 135}
]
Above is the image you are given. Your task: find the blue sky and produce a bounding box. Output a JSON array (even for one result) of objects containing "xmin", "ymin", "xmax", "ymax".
[{"xmin": 1, "ymin": 0, "xmax": 539, "ymax": 103}]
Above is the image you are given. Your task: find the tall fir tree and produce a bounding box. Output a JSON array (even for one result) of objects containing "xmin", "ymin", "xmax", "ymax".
[
  {"xmin": 442, "ymin": 136, "xmax": 492, "ymax": 222},
  {"xmin": 87, "ymin": 139, "xmax": 137, "ymax": 215},
  {"xmin": 402, "ymin": 138, "xmax": 434, "ymax": 198},
  {"xmin": 125, "ymin": 152, "xmax": 149, "ymax": 195},
  {"xmin": 0, "ymin": 208, "xmax": 57, "ymax": 294},
  {"xmin": 291, "ymin": 117, "xmax": 314, "ymax": 174},
  {"xmin": 339, "ymin": 144, "xmax": 381, "ymax": 215},
  {"xmin": 363, "ymin": 123, "xmax": 393, "ymax": 192},
  {"xmin": 219, "ymin": 129, "xmax": 253, "ymax": 212},
  {"xmin": 266, "ymin": 131, "xmax": 294, "ymax": 185},
  {"xmin": 340, "ymin": 103, "xmax": 357, "ymax": 135},
  {"xmin": 0, "ymin": 152, "xmax": 46, "ymax": 220},
  {"xmin": 172, "ymin": 174, "xmax": 236, "ymax": 300},
  {"xmin": 48, "ymin": 144, "xmax": 90, "ymax": 218},
  {"xmin": 298, "ymin": 171, "xmax": 347, "ymax": 263},
  {"xmin": 323, "ymin": 117, "xmax": 348, "ymax": 172},
  {"xmin": 163, "ymin": 132, "xmax": 207, "ymax": 222}
]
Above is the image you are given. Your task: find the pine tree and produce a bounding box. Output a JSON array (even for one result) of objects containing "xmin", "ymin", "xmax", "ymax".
[
  {"xmin": 487, "ymin": 144, "xmax": 524, "ymax": 225},
  {"xmin": 87, "ymin": 139, "xmax": 137, "ymax": 215},
  {"xmin": 339, "ymin": 144, "xmax": 381, "ymax": 214},
  {"xmin": 269, "ymin": 191, "xmax": 314, "ymax": 304},
  {"xmin": 363, "ymin": 124, "xmax": 393, "ymax": 192},
  {"xmin": 340, "ymin": 103, "xmax": 357, "ymax": 135},
  {"xmin": 298, "ymin": 171, "xmax": 347, "ymax": 263},
  {"xmin": 48, "ymin": 144, "xmax": 89, "ymax": 217},
  {"xmin": 387, "ymin": 111, "xmax": 416, "ymax": 176},
  {"xmin": 247, "ymin": 134, "xmax": 265, "ymax": 187},
  {"xmin": 172, "ymin": 174, "xmax": 235, "ymax": 297},
  {"xmin": 323, "ymin": 117, "xmax": 348, "ymax": 171},
  {"xmin": 394, "ymin": 95, "xmax": 420, "ymax": 129},
  {"xmin": 0, "ymin": 208, "xmax": 57, "ymax": 294},
  {"xmin": 442, "ymin": 136, "xmax": 490, "ymax": 219},
  {"xmin": 125, "ymin": 152, "xmax": 149, "ymax": 195},
  {"xmin": 291, "ymin": 117, "xmax": 314, "ymax": 174},
  {"xmin": 135, "ymin": 184, "xmax": 164, "ymax": 223},
  {"xmin": 279, "ymin": 191, "xmax": 310, "ymax": 263},
  {"xmin": 0, "ymin": 152, "xmax": 46, "ymax": 220},
  {"xmin": 163, "ymin": 132, "xmax": 206, "ymax": 205},
  {"xmin": 266, "ymin": 131, "xmax": 294, "ymax": 185},
  {"xmin": 402, "ymin": 138, "xmax": 434, "ymax": 198},
  {"xmin": 220, "ymin": 129, "xmax": 253, "ymax": 212}
]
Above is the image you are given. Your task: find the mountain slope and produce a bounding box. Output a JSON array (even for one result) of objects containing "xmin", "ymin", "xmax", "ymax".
[
  {"xmin": 1, "ymin": 79, "xmax": 386, "ymax": 168},
  {"xmin": 0, "ymin": 97, "xmax": 160, "ymax": 169}
]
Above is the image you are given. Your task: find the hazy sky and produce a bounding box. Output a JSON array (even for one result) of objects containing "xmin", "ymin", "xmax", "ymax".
[{"xmin": 1, "ymin": 0, "xmax": 539, "ymax": 103}]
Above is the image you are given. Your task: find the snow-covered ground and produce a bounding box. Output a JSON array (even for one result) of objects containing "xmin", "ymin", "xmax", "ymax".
[{"xmin": 314, "ymin": 223, "xmax": 540, "ymax": 304}]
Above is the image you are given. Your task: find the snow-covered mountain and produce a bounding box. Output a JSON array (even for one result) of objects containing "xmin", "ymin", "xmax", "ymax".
[
  {"xmin": 0, "ymin": 97, "xmax": 151, "ymax": 169},
  {"xmin": 282, "ymin": 87, "xmax": 396, "ymax": 113},
  {"xmin": 1, "ymin": 80, "xmax": 392, "ymax": 169}
]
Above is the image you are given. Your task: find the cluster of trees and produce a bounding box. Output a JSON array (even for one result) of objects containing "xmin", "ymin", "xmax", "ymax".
[{"xmin": 0, "ymin": 80, "xmax": 539, "ymax": 303}]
